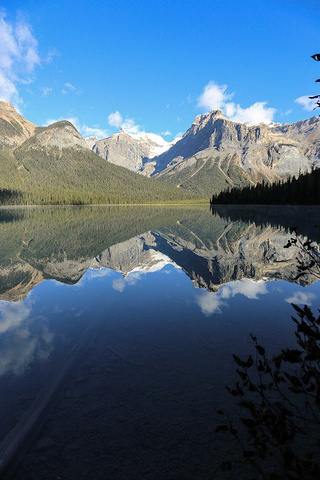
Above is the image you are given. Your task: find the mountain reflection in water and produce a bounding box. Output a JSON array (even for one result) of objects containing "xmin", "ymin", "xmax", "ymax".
[
  {"xmin": 0, "ymin": 205, "xmax": 318, "ymax": 302},
  {"xmin": 0, "ymin": 205, "xmax": 319, "ymax": 479}
]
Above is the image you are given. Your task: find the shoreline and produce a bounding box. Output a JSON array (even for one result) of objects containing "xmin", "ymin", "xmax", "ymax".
[{"xmin": 0, "ymin": 202, "xmax": 208, "ymax": 209}]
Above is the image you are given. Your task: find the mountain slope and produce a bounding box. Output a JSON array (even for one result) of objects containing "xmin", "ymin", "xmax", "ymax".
[
  {"xmin": 153, "ymin": 111, "xmax": 320, "ymax": 196},
  {"xmin": 0, "ymin": 117, "xmax": 200, "ymax": 205},
  {"xmin": 0, "ymin": 101, "xmax": 36, "ymax": 149}
]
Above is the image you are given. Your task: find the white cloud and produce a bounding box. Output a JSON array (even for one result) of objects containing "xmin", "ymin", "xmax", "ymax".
[
  {"xmin": 64, "ymin": 82, "xmax": 76, "ymax": 91},
  {"xmin": 44, "ymin": 47, "xmax": 60, "ymax": 63},
  {"xmin": 197, "ymin": 81, "xmax": 233, "ymax": 111},
  {"xmin": 108, "ymin": 110, "xmax": 173, "ymax": 141},
  {"xmin": 285, "ymin": 291, "xmax": 315, "ymax": 306},
  {"xmin": 0, "ymin": 12, "xmax": 41, "ymax": 104},
  {"xmin": 80, "ymin": 125, "xmax": 109, "ymax": 138},
  {"xmin": 61, "ymin": 81, "xmax": 81, "ymax": 95},
  {"xmin": 122, "ymin": 117, "xmax": 141, "ymax": 134},
  {"xmin": 108, "ymin": 110, "xmax": 142, "ymax": 134},
  {"xmin": 229, "ymin": 102, "xmax": 276, "ymax": 125},
  {"xmin": 295, "ymin": 95, "xmax": 317, "ymax": 112},
  {"xmin": 44, "ymin": 116, "xmax": 109, "ymax": 139},
  {"xmin": 41, "ymin": 86, "xmax": 52, "ymax": 97},
  {"xmin": 197, "ymin": 80, "xmax": 277, "ymax": 125},
  {"xmin": 108, "ymin": 110, "xmax": 123, "ymax": 127}
]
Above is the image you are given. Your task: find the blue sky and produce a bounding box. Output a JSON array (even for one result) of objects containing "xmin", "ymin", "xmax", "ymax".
[{"xmin": 0, "ymin": 0, "xmax": 319, "ymax": 140}]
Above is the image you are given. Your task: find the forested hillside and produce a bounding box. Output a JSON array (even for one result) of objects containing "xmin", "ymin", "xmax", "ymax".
[
  {"xmin": 0, "ymin": 144, "xmax": 201, "ymax": 205},
  {"xmin": 210, "ymin": 168, "xmax": 320, "ymax": 205}
]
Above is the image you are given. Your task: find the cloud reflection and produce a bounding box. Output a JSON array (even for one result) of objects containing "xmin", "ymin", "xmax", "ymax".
[
  {"xmin": 0, "ymin": 299, "xmax": 54, "ymax": 376},
  {"xmin": 285, "ymin": 291, "xmax": 315, "ymax": 306},
  {"xmin": 195, "ymin": 279, "xmax": 268, "ymax": 316},
  {"xmin": 195, "ymin": 291, "xmax": 224, "ymax": 316},
  {"xmin": 112, "ymin": 272, "xmax": 142, "ymax": 293}
]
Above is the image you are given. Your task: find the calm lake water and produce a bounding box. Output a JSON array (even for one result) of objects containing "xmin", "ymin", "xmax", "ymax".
[{"xmin": 0, "ymin": 205, "xmax": 319, "ymax": 479}]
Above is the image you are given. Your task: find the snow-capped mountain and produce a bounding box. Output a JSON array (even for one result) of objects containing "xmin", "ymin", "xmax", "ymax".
[{"xmin": 91, "ymin": 128, "xmax": 174, "ymax": 174}]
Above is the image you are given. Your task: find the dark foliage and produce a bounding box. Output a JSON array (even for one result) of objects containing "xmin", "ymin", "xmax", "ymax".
[
  {"xmin": 0, "ymin": 188, "xmax": 23, "ymax": 205},
  {"xmin": 216, "ymin": 233, "xmax": 320, "ymax": 479},
  {"xmin": 210, "ymin": 168, "xmax": 320, "ymax": 206}
]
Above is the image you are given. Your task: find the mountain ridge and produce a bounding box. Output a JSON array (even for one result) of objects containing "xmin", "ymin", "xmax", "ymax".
[
  {"xmin": 0, "ymin": 102, "xmax": 199, "ymax": 205},
  {"xmin": 1, "ymin": 100, "xmax": 320, "ymax": 202}
]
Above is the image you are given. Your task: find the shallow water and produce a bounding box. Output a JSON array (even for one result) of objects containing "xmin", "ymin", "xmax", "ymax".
[{"xmin": 0, "ymin": 205, "xmax": 319, "ymax": 479}]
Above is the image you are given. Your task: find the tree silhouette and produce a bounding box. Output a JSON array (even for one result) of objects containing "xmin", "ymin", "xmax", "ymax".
[
  {"xmin": 216, "ymin": 232, "xmax": 320, "ymax": 479},
  {"xmin": 309, "ymin": 53, "xmax": 320, "ymax": 110}
]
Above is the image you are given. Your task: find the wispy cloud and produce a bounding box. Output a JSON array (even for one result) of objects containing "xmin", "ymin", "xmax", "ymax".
[
  {"xmin": 195, "ymin": 279, "xmax": 268, "ymax": 316},
  {"xmin": 108, "ymin": 109, "xmax": 142, "ymax": 134},
  {"xmin": 41, "ymin": 86, "xmax": 52, "ymax": 97},
  {"xmin": 285, "ymin": 291, "xmax": 315, "ymax": 305},
  {"xmin": 0, "ymin": 298, "xmax": 54, "ymax": 375},
  {"xmin": 0, "ymin": 11, "xmax": 41, "ymax": 105},
  {"xmin": 44, "ymin": 47, "xmax": 60, "ymax": 63},
  {"xmin": 295, "ymin": 95, "xmax": 317, "ymax": 112},
  {"xmin": 112, "ymin": 272, "xmax": 142, "ymax": 292},
  {"xmin": 197, "ymin": 80, "xmax": 276, "ymax": 125},
  {"xmin": 61, "ymin": 81, "xmax": 81, "ymax": 95}
]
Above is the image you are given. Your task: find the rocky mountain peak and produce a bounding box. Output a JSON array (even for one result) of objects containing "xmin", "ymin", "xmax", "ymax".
[
  {"xmin": 192, "ymin": 110, "xmax": 227, "ymax": 129},
  {"xmin": 0, "ymin": 100, "xmax": 36, "ymax": 148},
  {"xmin": 92, "ymin": 128, "xmax": 172, "ymax": 174},
  {"xmin": 0, "ymin": 100, "xmax": 18, "ymax": 113},
  {"xmin": 154, "ymin": 111, "xmax": 320, "ymax": 185},
  {"xmin": 22, "ymin": 120, "xmax": 87, "ymax": 151}
]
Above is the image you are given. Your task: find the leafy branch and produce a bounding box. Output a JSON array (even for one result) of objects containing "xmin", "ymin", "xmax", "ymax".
[{"xmin": 216, "ymin": 233, "xmax": 320, "ymax": 479}]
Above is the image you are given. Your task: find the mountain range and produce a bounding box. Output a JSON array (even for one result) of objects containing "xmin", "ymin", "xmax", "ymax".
[
  {"xmin": 90, "ymin": 110, "xmax": 320, "ymax": 197},
  {"xmin": 0, "ymin": 102, "xmax": 196, "ymax": 205},
  {"xmin": 0, "ymin": 101, "xmax": 319, "ymax": 203}
]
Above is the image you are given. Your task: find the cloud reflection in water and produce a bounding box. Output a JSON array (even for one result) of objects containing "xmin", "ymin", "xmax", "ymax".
[
  {"xmin": 195, "ymin": 279, "xmax": 268, "ymax": 316},
  {"xmin": 0, "ymin": 298, "xmax": 54, "ymax": 376}
]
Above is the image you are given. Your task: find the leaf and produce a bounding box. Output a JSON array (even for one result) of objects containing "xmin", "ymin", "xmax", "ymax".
[
  {"xmin": 281, "ymin": 349, "xmax": 302, "ymax": 363},
  {"xmin": 221, "ymin": 461, "xmax": 232, "ymax": 471},
  {"xmin": 237, "ymin": 369, "xmax": 247, "ymax": 381},
  {"xmin": 240, "ymin": 417, "xmax": 256, "ymax": 429},
  {"xmin": 243, "ymin": 450, "xmax": 256, "ymax": 460},
  {"xmin": 215, "ymin": 425, "xmax": 229, "ymax": 433},
  {"xmin": 255, "ymin": 345, "xmax": 265, "ymax": 356},
  {"xmin": 216, "ymin": 410, "xmax": 225, "ymax": 416}
]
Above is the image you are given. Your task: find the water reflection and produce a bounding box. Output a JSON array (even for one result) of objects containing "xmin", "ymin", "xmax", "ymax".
[
  {"xmin": 0, "ymin": 206, "xmax": 319, "ymax": 479},
  {"xmin": 0, "ymin": 205, "xmax": 318, "ymax": 302},
  {"xmin": 0, "ymin": 298, "xmax": 53, "ymax": 376},
  {"xmin": 195, "ymin": 279, "xmax": 268, "ymax": 316}
]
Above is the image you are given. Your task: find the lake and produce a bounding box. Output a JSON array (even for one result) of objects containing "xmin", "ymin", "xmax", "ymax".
[{"xmin": 0, "ymin": 205, "xmax": 319, "ymax": 479}]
